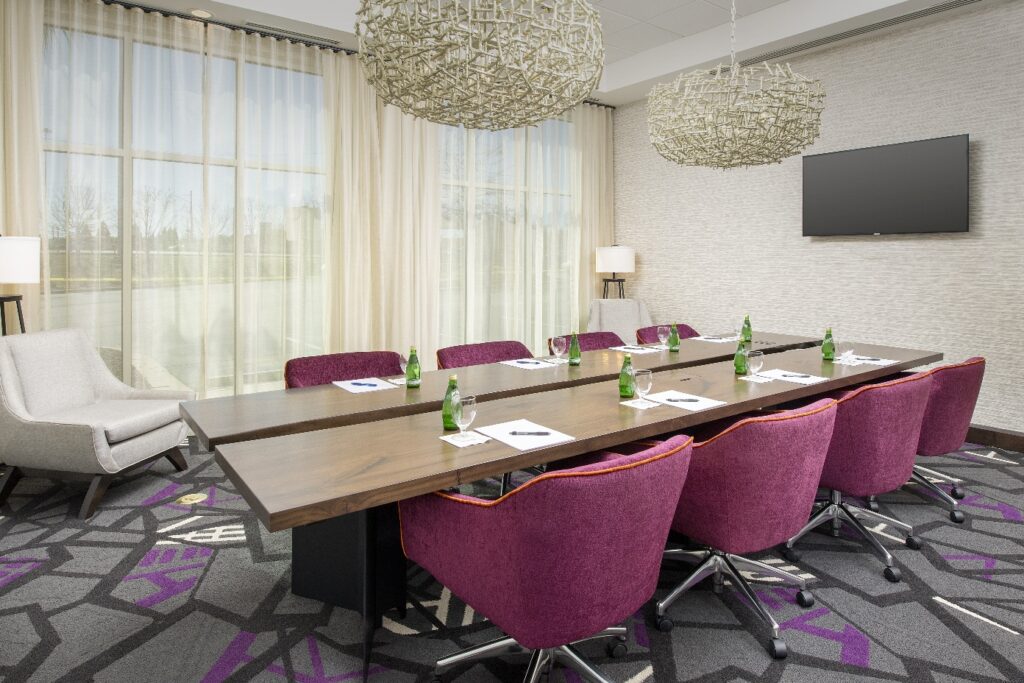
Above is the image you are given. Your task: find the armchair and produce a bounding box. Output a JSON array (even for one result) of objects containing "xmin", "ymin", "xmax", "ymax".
[{"xmin": 0, "ymin": 329, "xmax": 195, "ymax": 519}]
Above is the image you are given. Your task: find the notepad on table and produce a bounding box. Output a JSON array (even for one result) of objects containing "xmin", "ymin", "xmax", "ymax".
[
  {"xmin": 693, "ymin": 335, "xmax": 740, "ymax": 344},
  {"xmin": 646, "ymin": 390, "xmax": 726, "ymax": 412},
  {"xmin": 757, "ymin": 368, "xmax": 828, "ymax": 385},
  {"xmin": 475, "ymin": 419, "xmax": 574, "ymax": 451},
  {"xmin": 499, "ymin": 359, "xmax": 554, "ymax": 370},
  {"xmin": 610, "ymin": 345, "xmax": 659, "ymax": 354},
  {"xmin": 738, "ymin": 374, "xmax": 774, "ymax": 384},
  {"xmin": 333, "ymin": 378, "xmax": 399, "ymax": 393}
]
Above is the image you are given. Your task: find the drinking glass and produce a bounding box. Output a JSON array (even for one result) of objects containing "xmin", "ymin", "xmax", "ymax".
[
  {"xmin": 552, "ymin": 336, "xmax": 568, "ymax": 360},
  {"xmin": 746, "ymin": 350, "xmax": 765, "ymax": 376},
  {"xmin": 634, "ymin": 369, "xmax": 653, "ymax": 399},
  {"xmin": 656, "ymin": 326, "xmax": 670, "ymax": 345},
  {"xmin": 399, "ymin": 356, "xmax": 408, "ymax": 374},
  {"xmin": 456, "ymin": 395, "xmax": 477, "ymax": 435}
]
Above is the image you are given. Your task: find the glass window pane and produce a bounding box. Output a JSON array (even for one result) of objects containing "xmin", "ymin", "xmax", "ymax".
[
  {"xmin": 43, "ymin": 151, "xmax": 123, "ymax": 374},
  {"xmin": 42, "ymin": 27, "xmax": 121, "ymax": 148},
  {"xmin": 244, "ymin": 63, "xmax": 324, "ymax": 169},
  {"xmin": 133, "ymin": 43, "xmax": 203, "ymax": 156}
]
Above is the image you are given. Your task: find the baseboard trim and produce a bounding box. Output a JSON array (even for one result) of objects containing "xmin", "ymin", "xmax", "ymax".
[{"xmin": 967, "ymin": 424, "xmax": 1024, "ymax": 452}]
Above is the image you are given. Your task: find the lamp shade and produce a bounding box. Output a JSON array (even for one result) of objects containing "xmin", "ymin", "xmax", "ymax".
[
  {"xmin": 0, "ymin": 236, "xmax": 41, "ymax": 284},
  {"xmin": 596, "ymin": 246, "xmax": 635, "ymax": 274}
]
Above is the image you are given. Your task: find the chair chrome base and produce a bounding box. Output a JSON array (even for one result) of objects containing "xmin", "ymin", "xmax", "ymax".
[
  {"xmin": 786, "ymin": 490, "xmax": 917, "ymax": 582},
  {"xmin": 433, "ymin": 626, "xmax": 626, "ymax": 683},
  {"xmin": 906, "ymin": 466, "xmax": 966, "ymax": 522},
  {"xmin": 656, "ymin": 548, "xmax": 812, "ymax": 659}
]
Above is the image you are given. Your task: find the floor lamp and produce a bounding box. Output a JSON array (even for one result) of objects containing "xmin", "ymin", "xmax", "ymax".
[{"xmin": 0, "ymin": 236, "xmax": 41, "ymax": 335}]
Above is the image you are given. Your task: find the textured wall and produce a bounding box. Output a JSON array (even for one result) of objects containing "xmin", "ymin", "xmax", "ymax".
[{"xmin": 613, "ymin": 0, "xmax": 1023, "ymax": 431}]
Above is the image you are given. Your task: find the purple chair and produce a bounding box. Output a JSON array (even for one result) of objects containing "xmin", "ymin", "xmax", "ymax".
[
  {"xmin": 399, "ymin": 436, "xmax": 694, "ymax": 682},
  {"xmin": 785, "ymin": 372, "xmax": 934, "ymax": 582},
  {"xmin": 546, "ymin": 331, "xmax": 624, "ymax": 354},
  {"xmin": 655, "ymin": 400, "xmax": 837, "ymax": 660},
  {"xmin": 636, "ymin": 324, "xmax": 699, "ymax": 345},
  {"xmin": 910, "ymin": 357, "xmax": 985, "ymax": 519},
  {"xmin": 436, "ymin": 341, "xmax": 532, "ymax": 370},
  {"xmin": 284, "ymin": 351, "xmax": 403, "ymax": 388}
]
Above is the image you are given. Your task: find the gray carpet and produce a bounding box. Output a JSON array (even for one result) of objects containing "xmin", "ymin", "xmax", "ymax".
[{"xmin": 2, "ymin": 443, "xmax": 1023, "ymax": 682}]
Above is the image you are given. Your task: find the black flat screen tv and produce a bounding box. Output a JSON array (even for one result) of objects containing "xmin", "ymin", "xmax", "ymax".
[{"xmin": 802, "ymin": 134, "xmax": 969, "ymax": 236}]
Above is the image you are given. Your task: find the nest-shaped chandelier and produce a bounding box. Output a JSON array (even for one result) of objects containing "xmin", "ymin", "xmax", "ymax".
[
  {"xmin": 647, "ymin": 2, "xmax": 824, "ymax": 169},
  {"xmin": 356, "ymin": 0, "xmax": 604, "ymax": 131}
]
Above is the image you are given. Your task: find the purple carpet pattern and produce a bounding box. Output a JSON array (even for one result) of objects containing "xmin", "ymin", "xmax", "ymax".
[{"xmin": 2, "ymin": 443, "xmax": 1024, "ymax": 682}]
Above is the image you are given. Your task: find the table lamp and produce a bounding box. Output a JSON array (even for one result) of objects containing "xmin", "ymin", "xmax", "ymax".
[
  {"xmin": 0, "ymin": 235, "xmax": 41, "ymax": 335},
  {"xmin": 596, "ymin": 245, "xmax": 635, "ymax": 298}
]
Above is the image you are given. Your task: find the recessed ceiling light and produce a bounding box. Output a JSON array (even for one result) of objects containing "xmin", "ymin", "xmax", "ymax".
[{"xmin": 190, "ymin": 8, "xmax": 213, "ymax": 19}]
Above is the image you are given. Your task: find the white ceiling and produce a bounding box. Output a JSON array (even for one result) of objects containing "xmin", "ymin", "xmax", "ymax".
[{"xmin": 148, "ymin": 0, "xmax": 984, "ymax": 105}]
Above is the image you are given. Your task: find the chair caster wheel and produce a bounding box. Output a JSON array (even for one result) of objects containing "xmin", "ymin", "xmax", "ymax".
[
  {"xmin": 606, "ymin": 636, "xmax": 628, "ymax": 658},
  {"xmin": 795, "ymin": 590, "xmax": 814, "ymax": 608},
  {"xmin": 867, "ymin": 497, "xmax": 880, "ymax": 512},
  {"xmin": 951, "ymin": 486, "xmax": 966, "ymax": 500},
  {"xmin": 950, "ymin": 510, "xmax": 965, "ymax": 523},
  {"xmin": 768, "ymin": 638, "xmax": 788, "ymax": 660},
  {"xmin": 884, "ymin": 566, "xmax": 902, "ymax": 583},
  {"xmin": 781, "ymin": 547, "xmax": 800, "ymax": 563},
  {"xmin": 905, "ymin": 535, "xmax": 922, "ymax": 550},
  {"xmin": 656, "ymin": 616, "xmax": 674, "ymax": 633}
]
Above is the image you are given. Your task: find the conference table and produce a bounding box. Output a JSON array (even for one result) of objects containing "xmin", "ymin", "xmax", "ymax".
[{"xmin": 183, "ymin": 334, "xmax": 942, "ymax": 676}]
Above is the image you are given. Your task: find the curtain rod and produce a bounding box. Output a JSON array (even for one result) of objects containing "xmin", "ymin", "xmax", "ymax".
[{"xmin": 100, "ymin": 0, "xmax": 614, "ymax": 110}]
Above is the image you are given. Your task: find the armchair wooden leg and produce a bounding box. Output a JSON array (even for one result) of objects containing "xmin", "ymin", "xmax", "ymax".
[
  {"xmin": 79, "ymin": 474, "xmax": 112, "ymax": 520},
  {"xmin": 0, "ymin": 465, "xmax": 23, "ymax": 506},
  {"xmin": 165, "ymin": 449, "xmax": 188, "ymax": 473}
]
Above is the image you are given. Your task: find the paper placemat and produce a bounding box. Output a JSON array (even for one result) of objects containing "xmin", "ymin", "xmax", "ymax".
[
  {"xmin": 610, "ymin": 345, "xmax": 660, "ymax": 354},
  {"xmin": 757, "ymin": 368, "xmax": 828, "ymax": 385},
  {"xmin": 475, "ymin": 419, "xmax": 574, "ymax": 451},
  {"xmin": 499, "ymin": 359, "xmax": 553, "ymax": 370},
  {"xmin": 439, "ymin": 431, "xmax": 491, "ymax": 448},
  {"xmin": 621, "ymin": 398, "xmax": 659, "ymax": 410},
  {"xmin": 647, "ymin": 390, "xmax": 726, "ymax": 412},
  {"xmin": 333, "ymin": 378, "xmax": 399, "ymax": 393},
  {"xmin": 739, "ymin": 374, "xmax": 774, "ymax": 383}
]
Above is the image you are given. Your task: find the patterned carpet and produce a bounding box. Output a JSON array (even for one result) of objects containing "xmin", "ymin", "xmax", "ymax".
[{"xmin": 1, "ymin": 442, "xmax": 1023, "ymax": 683}]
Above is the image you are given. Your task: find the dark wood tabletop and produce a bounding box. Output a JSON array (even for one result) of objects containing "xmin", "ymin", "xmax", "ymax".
[
  {"xmin": 216, "ymin": 342, "xmax": 942, "ymax": 531},
  {"xmin": 182, "ymin": 331, "xmax": 816, "ymax": 449}
]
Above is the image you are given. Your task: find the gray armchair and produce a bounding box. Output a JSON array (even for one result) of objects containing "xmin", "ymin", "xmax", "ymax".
[{"xmin": 0, "ymin": 328, "xmax": 195, "ymax": 518}]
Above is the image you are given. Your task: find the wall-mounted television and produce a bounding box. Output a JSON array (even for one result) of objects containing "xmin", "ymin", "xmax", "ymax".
[{"xmin": 802, "ymin": 134, "xmax": 969, "ymax": 236}]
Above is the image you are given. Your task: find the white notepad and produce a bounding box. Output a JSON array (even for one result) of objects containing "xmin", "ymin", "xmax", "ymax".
[
  {"xmin": 499, "ymin": 359, "xmax": 554, "ymax": 370},
  {"xmin": 693, "ymin": 335, "xmax": 740, "ymax": 344},
  {"xmin": 332, "ymin": 378, "xmax": 399, "ymax": 393},
  {"xmin": 757, "ymin": 368, "xmax": 828, "ymax": 385},
  {"xmin": 646, "ymin": 390, "xmax": 726, "ymax": 412},
  {"xmin": 739, "ymin": 374, "xmax": 774, "ymax": 384},
  {"xmin": 475, "ymin": 419, "xmax": 574, "ymax": 451},
  {"xmin": 609, "ymin": 345, "xmax": 659, "ymax": 354}
]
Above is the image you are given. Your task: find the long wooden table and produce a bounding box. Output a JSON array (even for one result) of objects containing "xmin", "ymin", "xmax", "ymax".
[
  {"xmin": 181, "ymin": 331, "xmax": 816, "ymax": 450},
  {"xmin": 212, "ymin": 341, "xmax": 941, "ymax": 677}
]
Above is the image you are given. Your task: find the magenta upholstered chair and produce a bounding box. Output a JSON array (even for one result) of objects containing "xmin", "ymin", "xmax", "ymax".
[
  {"xmin": 284, "ymin": 351, "xmax": 403, "ymax": 388},
  {"xmin": 655, "ymin": 400, "xmax": 837, "ymax": 660},
  {"xmin": 546, "ymin": 331, "xmax": 624, "ymax": 354},
  {"xmin": 911, "ymin": 357, "xmax": 985, "ymax": 516},
  {"xmin": 399, "ymin": 436, "xmax": 693, "ymax": 681},
  {"xmin": 635, "ymin": 324, "xmax": 699, "ymax": 345},
  {"xmin": 436, "ymin": 340, "xmax": 532, "ymax": 370},
  {"xmin": 785, "ymin": 372, "xmax": 933, "ymax": 583}
]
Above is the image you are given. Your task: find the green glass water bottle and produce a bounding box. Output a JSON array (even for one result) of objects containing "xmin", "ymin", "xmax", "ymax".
[
  {"xmin": 734, "ymin": 340, "xmax": 748, "ymax": 375},
  {"xmin": 568, "ymin": 332, "xmax": 582, "ymax": 366},
  {"xmin": 668, "ymin": 324, "xmax": 680, "ymax": 352},
  {"xmin": 741, "ymin": 314, "xmax": 752, "ymax": 344},
  {"xmin": 619, "ymin": 354, "xmax": 636, "ymax": 398},
  {"xmin": 822, "ymin": 328, "xmax": 835, "ymax": 361},
  {"xmin": 442, "ymin": 374, "xmax": 459, "ymax": 431},
  {"xmin": 406, "ymin": 346, "xmax": 421, "ymax": 388}
]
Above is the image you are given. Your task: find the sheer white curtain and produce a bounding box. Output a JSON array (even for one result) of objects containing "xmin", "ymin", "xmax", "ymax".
[
  {"xmin": 438, "ymin": 103, "xmax": 613, "ymax": 354},
  {"xmin": 40, "ymin": 0, "xmax": 329, "ymax": 396}
]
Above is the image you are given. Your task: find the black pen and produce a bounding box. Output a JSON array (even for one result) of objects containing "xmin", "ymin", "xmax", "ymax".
[
  {"xmin": 783, "ymin": 374, "xmax": 811, "ymax": 378},
  {"xmin": 855, "ymin": 357, "xmax": 881, "ymax": 361},
  {"xmin": 509, "ymin": 430, "xmax": 550, "ymax": 436},
  {"xmin": 516, "ymin": 360, "xmax": 542, "ymax": 365},
  {"xmin": 667, "ymin": 398, "xmax": 699, "ymax": 403},
  {"xmin": 351, "ymin": 381, "xmax": 377, "ymax": 387}
]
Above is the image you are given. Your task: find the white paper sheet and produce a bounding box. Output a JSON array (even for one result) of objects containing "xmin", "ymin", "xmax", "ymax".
[
  {"xmin": 650, "ymin": 344, "xmax": 670, "ymax": 350},
  {"xmin": 849, "ymin": 355, "xmax": 898, "ymax": 366},
  {"xmin": 545, "ymin": 357, "xmax": 570, "ymax": 365},
  {"xmin": 475, "ymin": 419, "xmax": 574, "ymax": 451},
  {"xmin": 621, "ymin": 398, "xmax": 659, "ymax": 410},
  {"xmin": 332, "ymin": 378, "xmax": 400, "ymax": 393},
  {"xmin": 757, "ymin": 368, "xmax": 828, "ymax": 385},
  {"xmin": 609, "ymin": 345, "xmax": 660, "ymax": 354},
  {"xmin": 386, "ymin": 377, "xmax": 408, "ymax": 385},
  {"xmin": 439, "ymin": 431, "xmax": 491, "ymax": 448},
  {"xmin": 499, "ymin": 359, "xmax": 554, "ymax": 370},
  {"xmin": 646, "ymin": 390, "xmax": 726, "ymax": 412},
  {"xmin": 693, "ymin": 335, "xmax": 740, "ymax": 344},
  {"xmin": 738, "ymin": 374, "xmax": 774, "ymax": 383}
]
